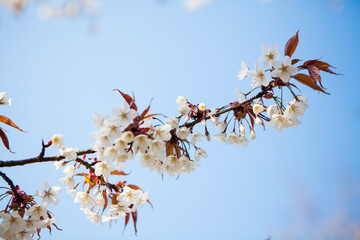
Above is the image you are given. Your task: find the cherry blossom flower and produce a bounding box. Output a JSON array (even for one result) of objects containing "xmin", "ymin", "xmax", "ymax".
[
  {"xmin": 249, "ymin": 129, "xmax": 256, "ymax": 140},
  {"xmin": 117, "ymin": 187, "xmax": 142, "ymax": 206},
  {"xmin": 176, "ymin": 127, "xmax": 190, "ymax": 140},
  {"xmin": 237, "ymin": 62, "xmax": 249, "ymax": 80},
  {"xmin": 120, "ymin": 131, "xmax": 134, "ymax": 143},
  {"xmin": 166, "ymin": 117, "xmax": 179, "ymax": 130},
  {"xmin": 268, "ymin": 113, "xmax": 293, "ymax": 132},
  {"xmin": 94, "ymin": 160, "xmax": 115, "ymax": 180},
  {"xmin": 153, "ymin": 124, "xmax": 172, "ymax": 141},
  {"xmin": 112, "ymin": 102, "xmax": 137, "ymax": 128},
  {"xmin": 190, "ymin": 132, "xmax": 203, "ymax": 146},
  {"xmin": 132, "ymin": 134, "xmax": 150, "ymax": 155},
  {"xmin": 195, "ymin": 148, "xmax": 208, "ymax": 161},
  {"xmin": 0, "ymin": 92, "xmax": 11, "ymax": 105},
  {"xmin": 37, "ymin": 181, "xmax": 62, "ymax": 206},
  {"xmin": 271, "ymin": 56, "xmax": 298, "ymax": 82},
  {"xmin": 258, "ymin": 44, "xmax": 280, "ymax": 67},
  {"xmin": 198, "ymin": 103, "xmax": 206, "ymax": 112},
  {"xmin": 51, "ymin": 134, "xmax": 64, "ymax": 147},
  {"xmin": 92, "ymin": 111, "xmax": 108, "ymax": 128},
  {"xmin": 26, "ymin": 204, "xmax": 48, "ymax": 220},
  {"xmin": 82, "ymin": 208, "xmax": 103, "ymax": 224},
  {"xmin": 74, "ymin": 192, "xmax": 96, "ymax": 208},
  {"xmin": 63, "ymin": 165, "xmax": 75, "ymax": 177},
  {"xmin": 234, "ymin": 88, "xmax": 246, "ymax": 103},
  {"xmin": 248, "ymin": 62, "xmax": 269, "ymax": 88},
  {"xmin": 267, "ymin": 104, "xmax": 281, "ymax": 118},
  {"xmin": 253, "ymin": 103, "xmax": 264, "ymax": 115},
  {"xmin": 227, "ymin": 132, "xmax": 239, "ymax": 145},
  {"xmin": 59, "ymin": 147, "xmax": 78, "ymax": 161}
]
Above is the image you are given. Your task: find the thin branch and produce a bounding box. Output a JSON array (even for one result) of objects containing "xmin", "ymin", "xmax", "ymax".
[
  {"xmin": 0, "ymin": 149, "xmax": 96, "ymax": 168},
  {"xmin": 183, "ymin": 85, "xmax": 273, "ymax": 129},
  {"xmin": 0, "ymin": 170, "xmax": 21, "ymax": 201}
]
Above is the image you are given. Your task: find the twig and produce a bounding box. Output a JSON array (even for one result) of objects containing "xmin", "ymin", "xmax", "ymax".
[
  {"xmin": 0, "ymin": 149, "xmax": 96, "ymax": 168},
  {"xmin": 0, "ymin": 170, "xmax": 21, "ymax": 201}
]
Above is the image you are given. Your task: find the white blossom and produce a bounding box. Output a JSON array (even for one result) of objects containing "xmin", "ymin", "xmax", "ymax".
[
  {"xmin": 195, "ymin": 148, "xmax": 208, "ymax": 161},
  {"xmin": 268, "ymin": 114, "xmax": 293, "ymax": 132},
  {"xmin": 93, "ymin": 111, "xmax": 108, "ymax": 128},
  {"xmin": 132, "ymin": 134, "xmax": 150, "ymax": 155},
  {"xmin": 0, "ymin": 92, "xmax": 11, "ymax": 106},
  {"xmin": 54, "ymin": 160, "xmax": 65, "ymax": 169},
  {"xmin": 154, "ymin": 124, "xmax": 172, "ymax": 141},
  {"xmin": 237, "ymin": 62, "xmax": 249, "ymax": 80},
  {"xmin": 267, "ymin": 104, "xmax": 281, "ymax": 118},
  {"xmin": 234, "ymin": 88, "xmax": 246, "ymax": 103},
  {"xmin": 198, "ymin": 103, "xmax": 206, "ymax": 112},
  {"xmin": 59, "ymin": 147, "xmax": 78, "ymax": 161},
  {"xmin": 249, "ymin": 129, "xmax": 256, "ymax": 140},
  {"xmin": 37, "ymin": 181, "xmax": 62, "ymax": 206},
  {"xmin": 74, "ymin": 192, "xmax": 96, "ymax": 208},
  {"xmin": 26, "ymin": 204, "xmax": 48, "ymax": 220},
  {"xmin": 248, "ymin": 62, "xmax": 269, "ymax": 88},
  {"xmin": 258, "ymin": 44, "xmax": 280, "ymax": 67},
  {"xmin": 94, "ymin": 160, "xmax": 115, "ymax": 180},
  {"xmin": 176, "ymin": 127, "xmax": 190, "ymax": 140},
  {"xmin": 190, "ymin": 132, "xmax": 203, "ymax": 146},
  {"xmin": 63, "ymin": 165, "xmax": 75, "ymax": 177},
  {"xmin": 120, "ymin": 131, "xmax": 134, "ymax": 143},
  {"xmin": 271, "ymin": 56, "xmax": 298, "ymax": 82},
  {"xmin": 112, "ymin": 102, "xmax": 137, "ymax": 128},
  {"xmin": 213, "ymin": 132, "xmax": 227, "ymax": 144},
  {"xmin": 227, "ymin": 132, "xmax": 239, "ymax": 145},
  {"xmin": 51, "ymin": 134, "xmax": 64, "ymax": 147},
  {"xmin": 82, "ymin": 208, "xmax": 103, "ymax": 224},
  {"xmin": 253, "ymin": 103, "xmax": 264, "ymax": 115},
  {"xmin": 165, "ymin": 117, "xmax": 179, "ymax": 130}
]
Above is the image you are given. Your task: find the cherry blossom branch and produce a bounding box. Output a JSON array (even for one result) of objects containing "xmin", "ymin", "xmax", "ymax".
[
  {"xmin": 183, "ymin": 85, "xmax": 273, "ymax": 129},
  {"xmin": 0, "ymin": 149, "xmax": 95, "ymax": 168}
]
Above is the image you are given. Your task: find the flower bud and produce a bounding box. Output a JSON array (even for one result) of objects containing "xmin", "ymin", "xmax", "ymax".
[
  {"xmin": 255, "ymin": 116, "xmax": 263, "ymax": 125},
  {"xmin": 249, "ymin": 129, "xmax": 256, "ymax": 140}
]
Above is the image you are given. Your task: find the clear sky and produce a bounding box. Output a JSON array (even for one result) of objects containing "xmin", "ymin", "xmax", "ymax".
[{"xmin": 1, "ymin": 0, "xmax": 360, "ymax": 239}]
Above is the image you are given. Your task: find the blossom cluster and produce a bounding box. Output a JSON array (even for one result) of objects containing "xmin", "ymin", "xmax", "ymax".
[
  {"xmin": 0, "ymin": 182, "xmax": 61, "ymax": 240},
  {"xmin": 54, "ymin": 158, "xmax": 150, "ymax": 226}
]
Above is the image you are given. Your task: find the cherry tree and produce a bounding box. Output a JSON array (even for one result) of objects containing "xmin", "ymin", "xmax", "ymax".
[{"xmin": 0, "ymin": 30, "xmax": 339, "ymax": 239}]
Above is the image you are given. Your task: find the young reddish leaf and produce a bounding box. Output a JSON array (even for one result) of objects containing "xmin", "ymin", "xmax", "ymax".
[
  {"xmin": 102, "ymin": 190, "xmax": 108, "ymax": 212},
  {"xmin": 0, "ymin": 128, "xmax": 12, "ymax": 152},
  {"xmin": 307, "ymin": 65, "xmax": 323, "ymax": 87},
  {"xmin": 248, "ymin": 114, "xmax": 255, "ymax": 129},
  {"xmin": 292, "ymin": 74, "xmax": 329, "ymax": 95},
  {"xmin": 110, "ymin": 170, "xmax": 129, "ymax": 176},
  {"xmin": 123, "ymin": 213, "xmax": 130, "ymax": 233},
  {"xmin": 113, "ymin": 89, "xmax": 138, "ymax": 111},
  {"xmin": 291, "ymin": 59, "xmax": 301, "ymax": 65},
  {"xmin": 0, "ymin": 116, "xmax": 24, "ymax": 132},
  {"xmin": 311, "ymin": 60, "xmax": 339, "ymax": 75},
  {"xmin": 139, "ymin": 105, "xmax": 151, "ymax": 120},
  {"xmin": 284, "ymin": 30, "xmax": 299, "ymax": 58},
  {"xmin": 131, "ymin": 210, "xmax": 138, "ymax": 235}
]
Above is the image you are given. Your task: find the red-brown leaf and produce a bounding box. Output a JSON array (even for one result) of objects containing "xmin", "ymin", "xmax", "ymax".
[
  {"xmin": 307, "ymin": 65, "xmax": 323, "ymax": 87},
  {"xmin": 110, "ymin": 170, "xmax": 130, "ymax": 176},
  {"xmin": 139, "ymin": 105, "xmax": 151, "ymax": 120},
  {"xmin": 123, "ymin": 213, "xmax": 130, "ymax": 233},
  {"xmin": 131, "ymin": 210, "xmax": 138, "ymax": 235},
  {"xmin": 291, "ymin": 59, "xmax": 301, "ymax": 65},
  {"xmin": 102, "ymin": 190, "xmax": 108, "ymax": 212},
  {"xmin": 0, "ymin": 116, "xmax": 24, "ymax": 132},
  {"xmin": 113, "ymin": 89, "xmax": 138, "ymax": 111},
  {"xmin": 0, "ymin": 128, "xmax": 11, "ymax": 152},
  {"xmin": 284, "ymin": 31, "xmax": 299, "ymax": 58},
  {"xmin": 292, "ymin": 74, "xmax": 329, "ymax": 95}
]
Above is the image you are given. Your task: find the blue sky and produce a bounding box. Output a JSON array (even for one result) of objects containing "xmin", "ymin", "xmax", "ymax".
[{"xmin": 1, "ymin": 0, "xmax": 360, "ymax": 239}]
